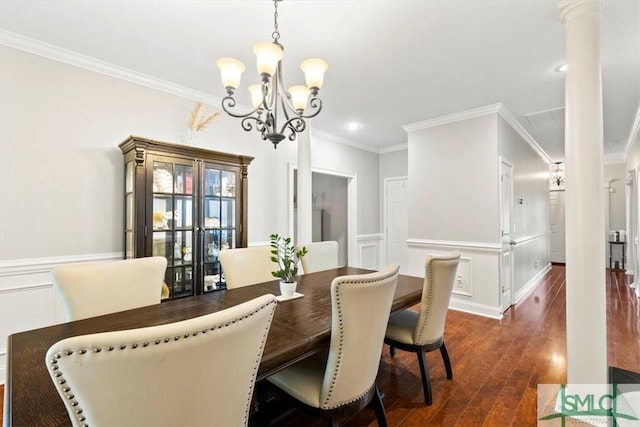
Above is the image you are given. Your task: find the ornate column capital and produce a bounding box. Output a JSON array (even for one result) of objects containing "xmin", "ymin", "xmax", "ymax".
[{"xmin": 558, "ymin": 0, "xmax": 604, "ymax": 25}]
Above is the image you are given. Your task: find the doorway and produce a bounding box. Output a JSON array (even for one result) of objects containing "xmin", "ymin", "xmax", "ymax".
[
  {"xmin": 499, "ymin": 158, "xmax": 514, "ymax": 312},
  {"xmin": 384, "ymin": 177, "xmax": 408, "ymax": 274},
  {"xmin": 290, "ymin": 166, "xmax": 354, "ymax": 267}
]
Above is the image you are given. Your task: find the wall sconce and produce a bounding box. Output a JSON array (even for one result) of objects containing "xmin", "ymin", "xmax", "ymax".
[{"xmin": 551, "ymin": 162, "xmax": 565, "ymax": 188}]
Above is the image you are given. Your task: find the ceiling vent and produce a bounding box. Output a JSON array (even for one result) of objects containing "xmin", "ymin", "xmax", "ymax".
[{"xmin": 523, "ymin": 107, "xmax": 565, "ymax": 126}]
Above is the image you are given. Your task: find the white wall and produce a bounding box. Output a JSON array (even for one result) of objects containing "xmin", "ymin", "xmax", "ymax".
[
  {"xmin": 626, "ymin": 126, "xmax": 640, "ymax": 288},
  {"xmin": 0, "ymin": 46, "xmax": 382, "ymax": 259},
  {"xmin": 407, "ymin": 112, "xmax": 502, "ymax": 318},
  {"xmin": 379, "ymin": 149, "xmax": 408, "ymax": 179},
  {"xmin": 497, "ymin": 116, "xmax": 550, "ymax": 298},
  {"xmin": 309, "ymin": 133, "xmax": 380, "ymax": 235},
  {"xmin": 408, "ymin": 114, "xmax": 499, "ymax": 243},
  {"xmin": 405, "ymin": 107, "xmax": 550, "ymax": 318},
  {"xmin": 0, "ymin": 45, "xmax": 382, "ymax": 384}
]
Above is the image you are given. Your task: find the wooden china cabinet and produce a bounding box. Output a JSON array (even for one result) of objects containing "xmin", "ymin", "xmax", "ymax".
[{"xmin": 119, "ymin": 136, "xmax": 253, "ymax": 299}]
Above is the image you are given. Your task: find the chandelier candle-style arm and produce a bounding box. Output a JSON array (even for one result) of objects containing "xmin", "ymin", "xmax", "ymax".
[{"xmin": 215, "ymin": 0, "xmax": 328, "ymax": 148}]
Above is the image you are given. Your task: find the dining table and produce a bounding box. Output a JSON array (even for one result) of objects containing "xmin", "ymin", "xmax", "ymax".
[{"xmin": 4, "ymin": 266, "xmax": 423, "ymax": 426}]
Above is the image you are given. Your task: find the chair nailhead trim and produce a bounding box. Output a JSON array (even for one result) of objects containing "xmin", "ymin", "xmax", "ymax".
[
  {"xmin": 322, "ymin": 269, "xmax": 397, "ymax": 409},
  {"xmin": 49, "ymin": 298, "xmax": 279, "ymax": 427}
]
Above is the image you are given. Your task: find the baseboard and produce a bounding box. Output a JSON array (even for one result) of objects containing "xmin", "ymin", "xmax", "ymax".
[
  {"xmin": 514, "ymin": 263, "xmax": 552, "ymax": 304},
  {"xmin": 449, "ymin": 298, "xmax": 503, "ymax": 320}
]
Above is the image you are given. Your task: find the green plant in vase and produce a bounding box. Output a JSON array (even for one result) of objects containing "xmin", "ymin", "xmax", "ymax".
[{"xmin": 270, "ymin": 234, "xmax": 307, "ymax": 297}]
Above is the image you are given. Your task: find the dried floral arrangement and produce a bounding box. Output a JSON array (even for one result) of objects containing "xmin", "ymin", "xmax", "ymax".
[{"xmin": 186, "ymin": 102, "xmax": 220, "ymax": 141}]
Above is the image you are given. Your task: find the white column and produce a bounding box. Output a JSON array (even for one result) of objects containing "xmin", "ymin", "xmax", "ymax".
[
  {"xmin": 296, "ymin": 127, "xmax": 313, "ymax": 245},
  {"xmin": 558, "ymin": 0, "xmax": 607, "ymax": 384}
]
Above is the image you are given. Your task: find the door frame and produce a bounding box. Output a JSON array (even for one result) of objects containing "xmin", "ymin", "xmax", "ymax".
[
  {"xmin": 287, "ymin": 163, "xmax": 357, "ymax": 266},
  {"xmin": 499, "ymin": 157, "xmax": 514, "ymax": 311},
  {"xmin": 383, "ymin": 176, "xmax": 408, "ymax": 273}
]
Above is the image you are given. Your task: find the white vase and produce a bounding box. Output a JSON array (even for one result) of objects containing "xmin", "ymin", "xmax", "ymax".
[{"xmin": 279, "ymin": 280, "xmax": 297, "ymax": 298}]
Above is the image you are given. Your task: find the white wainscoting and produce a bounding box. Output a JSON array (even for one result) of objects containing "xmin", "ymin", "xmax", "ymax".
[
  {"xmin": 355, "ymin": 234, "xmax": 384, "ymax": 270},
  {"xmin": 0, "ymin": 252, "xmax": 121, "ymax": 385},
  {"xmin": 407, "ymin": 239, "xmax": 504, "ymax": 319},
  {"xmin": 511, "ymin": 233, "xmax": 551, "ymax": 304},
  {"xmin": 513, "ymin": 262, "xmax": 552, "ymax": 304}
]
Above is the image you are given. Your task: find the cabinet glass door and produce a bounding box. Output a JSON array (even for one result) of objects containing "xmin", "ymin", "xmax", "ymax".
[
  {"xmin": 203, "ymin": 166, "xmax": 237, "ymax": 290},
  {"xmin": 151, "ymin": 160, "xmax": 195, "ymax": 298},
  {"xmin": 124, "ymin": 161, "xmax": 135, "ymax": 259}
]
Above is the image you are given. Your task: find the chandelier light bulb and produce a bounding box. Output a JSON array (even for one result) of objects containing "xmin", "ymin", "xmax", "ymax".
[
  {"xmin": 253, "ymin": 42, "xmax": 284, "ymax": 78},
  {"xmin": 248, "ymin": 84, "xmax": 264, "ymax": 109},
  {"xmin": 288, "ymin": 85, "xmax": 310, "ymax": 111},
  {"xmin": 301, "ymin": 58, "xmax": 328, "ymax": 92},
  {"xmin": 216, "ymin": 58, "xmax": 246, "ymax": 92}
]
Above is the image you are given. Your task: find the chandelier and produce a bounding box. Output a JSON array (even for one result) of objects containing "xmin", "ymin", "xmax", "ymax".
[
  {"xmin": 216, "ymin": 0, "xmax": 328, "ymax": 149},
  {"xmin": 551, "ymin": 162, "xmax": 565, "ymax": 188}
]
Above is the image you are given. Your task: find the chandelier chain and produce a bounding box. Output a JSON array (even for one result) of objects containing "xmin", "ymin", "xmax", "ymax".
[{"xmin": 272, "ymin": 0, "xmax": 280, "ymax": 43}]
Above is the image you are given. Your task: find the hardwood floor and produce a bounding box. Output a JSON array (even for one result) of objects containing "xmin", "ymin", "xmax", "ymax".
[
  {"xmin": 0, "ymin": 266, "xmax": 637, "ymax": 426},
  {"xmin": 272, "ymin": 266, "xmax": 639, "ymax": 426}
]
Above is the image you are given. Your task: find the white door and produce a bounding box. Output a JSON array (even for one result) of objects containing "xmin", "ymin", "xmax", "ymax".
[
  {"xmin": 549, "ymin": 190, "xmax": 566, "ymax": 263},
  {"xmin": 500, "ymin": 159, "xmax": 513, "ymax": 312},
  {"xmin": 385, "ymin": 178, "xmax": 408, "ymax": 273}
]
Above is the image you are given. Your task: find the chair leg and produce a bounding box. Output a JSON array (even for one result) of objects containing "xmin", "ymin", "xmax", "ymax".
[
  {"xmin": 416, "ymin": 349, "xmax": 433, "ymax": 405},
  {"xmin": 439, "ymin": 342, "xmax": 453, "ymax": 380},
  {"xmin": 369, "ymin": 384, "xmax": 388, "ymax": 427},
  {"xmin": 328, "ymin": 411, "xmax": 340, "ymax": 427},
  {"xmin": 389, "ymin": 345, "xmax": 396, "ymax": 356}
]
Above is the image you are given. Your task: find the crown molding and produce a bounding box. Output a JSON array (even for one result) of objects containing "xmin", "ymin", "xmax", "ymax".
[
  {"xmin": 1, "ymin": 30, "xmax": 386, "ymax": 155},
  {"xmin": 0, "ymin": 30, "xmax": 225, "ymax": 106},
  {"xmin": 402, "ymin": 102, "xmax": 552, "ymax": 163},
  {"xmin": 310, "ymin": 129, "xmax": 380, "ymax": 154},
  {"xmin": 604, "ymin": 154, "xmax": 626, "ymax": 165},
  {"xmin": 379, "ymin": 143, "xmax": 408, "ymax": 154},
  {"xmin": 496, "ymin": 105, "xmax": 553, "ymax": 164},
  {"xmin": 402, "ymin": 103, "xmax": 503, "ymax": 133}
]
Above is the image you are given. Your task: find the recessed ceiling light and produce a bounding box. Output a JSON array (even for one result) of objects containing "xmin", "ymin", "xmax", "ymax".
[
  {"xmin": 555, "ymin": 63, "xmax": 568, "ymax": 72},
  {"xmin": 347, "ymin": 122, "xmax": 360, "ymax": 131}
]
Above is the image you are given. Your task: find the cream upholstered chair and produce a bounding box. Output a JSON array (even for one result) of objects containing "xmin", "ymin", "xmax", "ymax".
[
  {"xmin": 384, "ymin": 251, "xmax": 461, "ymax": 405},
  {"xmin": 218, "ymin": 246, "xmax": 276, "ymax": 289},
  {"xmin": 53, "ymin": 256, "xmax": 167, "ymax": 321},
  {"xmin": 299, "ymin": 241, "xmax": 340, "ymax": 273},
  {"xmin": 267, "ymin": 264, "xmax": 399, "ymax": 426},
  {"xmin": 45, "ymin": 294, "xmax": 277, "ymax": 427}
]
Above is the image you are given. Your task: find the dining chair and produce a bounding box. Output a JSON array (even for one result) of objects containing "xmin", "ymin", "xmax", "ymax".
[
  {"xmin": 384, "ymin": 251, "xmax": 461, "ymax": 405},
  {"xmin": 299, "ymin": 240, "xmax": 340, "ymax": 273},
  {"xmin": 53, "ymin": 256, "xmax": 167, "ymax": 321},
  {"xmin": 218, "ymin": 246, "xmax": 276, "ymax": 289},
  {"xmin": 45, "ymin": 294, "xmax": 277, "ymax": 427},
  {"xmin": 267, "ymin": 264, "xmax": 400, "ymax": 426}
]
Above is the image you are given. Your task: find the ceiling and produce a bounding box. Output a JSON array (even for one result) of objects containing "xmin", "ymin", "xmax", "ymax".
[{"xmin": 1, "ymin": 0, "xmax": 638, "ymax": 161}]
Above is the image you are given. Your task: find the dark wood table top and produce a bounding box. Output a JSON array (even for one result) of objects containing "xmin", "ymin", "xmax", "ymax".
[{"xmin": 4, "ymin": 267, "xmax": 423, "ymax": 426}]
